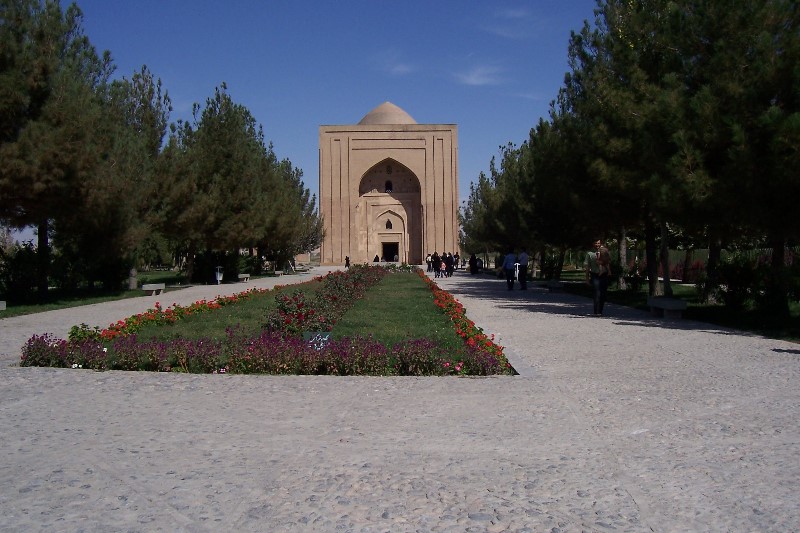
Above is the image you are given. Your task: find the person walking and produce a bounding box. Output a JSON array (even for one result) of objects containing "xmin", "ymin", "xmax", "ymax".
[
  {"xmin": 426, "ymin": 253, "xmax": 432, "ymax": 272},
  {"xmin": 518, "ymin": 248, "xmax": 529, "ymax": 290},
  {"xmin": 503, "ymin": 249, "xmax": 517, "ymax": 290},
  {"xmin": 468, "ymin": 253, "xmax": 478, "ymax": 275},
  {"xmin": 585, "ymin": 238, "xmax": 612, "ymax": 315},
  {"xmin": 345, "ymin": 256, "xmax": 350, "ymax": 269}
]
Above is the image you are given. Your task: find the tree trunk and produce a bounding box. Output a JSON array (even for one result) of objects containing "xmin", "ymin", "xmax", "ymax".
[
  {"xmin": 682, "ymin": 248, "xmax": 694, "ymax": 283},
  {"xmin": 36, "ymin": 219, "xmax": 50, "ymax": 302},
  {"xmin": 645, "ymin": 218, "xmax": 659, "ymax": 296},
  {"xmin": 768, "ymin": 236, "xmax": 789, "ymax": 317},
  {"xmin": 705, "ymin": 236, "xmax": 722, "ymax": 303},
  {"xmin": 538, "ymin": 244, "xmax": 547, "ymax": 279},
  {"xmin": 185, "ymin": 244, "xmax": 196, "ymax": 282},
  {"xmin": 660, "ymin": 220, "xmax": 672, "ymax": 297},
  {"xmin": 618, "ymin": 226, "xmax": 627, "ymax": 290},
  {"xmin": 128, "ymin": 267, "xmax": 138, "ymax": 290},
  {"xmin": 554, "ymin": 247, "xmax": 566, "ymax": 280}
]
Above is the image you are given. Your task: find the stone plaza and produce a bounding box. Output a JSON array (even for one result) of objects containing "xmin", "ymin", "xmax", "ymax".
[{"xmin": 1, "ymin": 269, "xmax": 798, "ymax": 531}]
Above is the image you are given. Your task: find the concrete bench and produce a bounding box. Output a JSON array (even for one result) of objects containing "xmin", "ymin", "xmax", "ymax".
[
  {"xmin": 0, "ymin": 300, "xmax": 5, "ymax": 311},
  {"xmin": 142, "ymin": 283, "xmax": 166, "ymax": 296},
  {"xmin": 238, "ymin": 273, "xmax": 251, "ymax": 282},
  {"xmin": 648, "ymin": 296, "xmax": 687, "ymax": 319},
  {"xmin": 273, "ymin": 270, "xmax": 283, "ymax": 277}
]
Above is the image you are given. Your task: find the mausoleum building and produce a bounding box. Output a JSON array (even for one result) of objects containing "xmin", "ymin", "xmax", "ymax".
[{"xmin": 319, "ymin": 102, "xmax": 459, "ymax": 265}]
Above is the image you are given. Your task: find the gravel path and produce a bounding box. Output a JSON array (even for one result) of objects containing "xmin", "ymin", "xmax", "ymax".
[{"xmin": 1, "ymin": 268, "xmax": 798, "ymax": 532}]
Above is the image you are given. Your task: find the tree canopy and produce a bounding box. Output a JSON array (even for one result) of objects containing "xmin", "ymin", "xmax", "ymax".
[
  {"xmin": 460, "ymin": 0, "xmax": 799, "ymax": 312},
  {"xmin": 0, "ymin": 0, "xmax": 321, "ymax": 297}
]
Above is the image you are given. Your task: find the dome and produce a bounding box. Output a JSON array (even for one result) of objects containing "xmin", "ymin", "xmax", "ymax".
[{"xmin": 358, "ymin": 101, "xmax": 417, "ymax": 125}]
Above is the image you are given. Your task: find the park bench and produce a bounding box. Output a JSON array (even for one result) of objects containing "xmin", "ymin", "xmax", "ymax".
[
  {"xmin": 142, "ymin": 283, "xmax": 166, "ymax": 296},
  {"xmin": 648, "ymin": 296, "xmax": 687, "ymax": 319},
  {"xmin": 273, "ymin": 270, "xmax": 283, "ymax": 277},
  {"xmin": 238, "ymin": 273, "xmax": 251, "ymax": 282}
]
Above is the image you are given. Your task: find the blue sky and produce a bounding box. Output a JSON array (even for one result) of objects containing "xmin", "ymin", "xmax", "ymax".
[{"xmin": 18, "ymin": 1, "xmax": 597, "ymax": 241}]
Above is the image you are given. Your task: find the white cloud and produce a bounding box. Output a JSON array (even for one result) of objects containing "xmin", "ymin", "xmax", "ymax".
[
  {"xmin": 388, "ymin": 63, "xmax": 414, "ymax": 76},
  {"xmin": 482, "ymin": 6, "xmax": 539, "ymax": 40},
  {"xmin": 373, "ymin": 48, "xmax": 415, "ymax": 77},
  {"xmin": 495, "ymin": 7, "xmax": 529, "ymax": 19},
  {"xmin": 454, "ymin": 65, "xmax": 505, "ymax": 86}
]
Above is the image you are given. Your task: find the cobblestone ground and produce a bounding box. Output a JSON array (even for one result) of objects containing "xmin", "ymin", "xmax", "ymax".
[{"xmin": 1, "ymin": 269, "xmax": 798, "ymax": 532}]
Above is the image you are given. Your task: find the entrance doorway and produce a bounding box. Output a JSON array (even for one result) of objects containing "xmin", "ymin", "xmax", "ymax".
[{"xmin": 382, "ymin": 242, "xmax": 399, "ymax": 262}]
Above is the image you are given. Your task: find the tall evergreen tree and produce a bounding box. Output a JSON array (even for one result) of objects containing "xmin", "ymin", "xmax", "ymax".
[{"xmin": 0, "ymin": 0, "xmax": 114, "ymax": 297}]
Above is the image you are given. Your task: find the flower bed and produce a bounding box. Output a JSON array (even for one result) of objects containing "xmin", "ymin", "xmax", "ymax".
[
  {"xmin": 68, "ymin": 286, "xmax": 278, "ymax": 342},
  {"xmin": 417, "ymin": 270, "xmax": 507, "ymax": 363},
  {"xmin": 21, "ymin": 329, "xmax": 509, "ymax": 376},
  {"xmin": 21, "ymin": 266, "xmax": 513, "ymax": 376},
  {"xmin": 264, "ymin": 265, "xmax": 387, "ymax": 335}
]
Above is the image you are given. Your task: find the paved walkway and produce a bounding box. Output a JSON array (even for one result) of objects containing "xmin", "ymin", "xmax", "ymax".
[{"xmin": 1, "ymin": 268, "xmax": 798, "ymax": 532}]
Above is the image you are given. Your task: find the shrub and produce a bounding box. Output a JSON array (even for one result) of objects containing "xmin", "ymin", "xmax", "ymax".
[
  {"xmin": 264, "ymin": 290, "xmax": 333, "ymax": 335},
  {"xmin": 20, "ymin": 334, "xmax": 68, "ymax": 367},
  {"xmin": 263, "ymin": 265, "xmax": 388, "ymax": 336},
  {"xmin": 226, "ymin": 330, "xmax": 313, "ymax": 374},
  {"xmin": 393, "ymin": 338, "xmax": 445, "ymax": 376},
  {"xmin": 0, "ymin": 241, "xmax": 39, "ymax": 301},
  {"xmin": 324, "ymin": 336, "xmax": 390, "ymax": 376},
  {"xmin": 714, "ymin": 253, "xmax": 763, "ymax": 309}
]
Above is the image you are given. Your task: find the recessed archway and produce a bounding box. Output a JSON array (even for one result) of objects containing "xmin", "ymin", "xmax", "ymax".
[
  {"xmin": 358, "ymin": 160, "xmax": 423, "ymax": 264},
  {"xmin": 359, "ymin": 159, "xmax": 421, "ymax": 196}
]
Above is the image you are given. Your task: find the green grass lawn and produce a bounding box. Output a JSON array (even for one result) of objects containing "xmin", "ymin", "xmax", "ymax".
[
  {"xmin": 134, "ymin": 279, "xmax": 322, "ymax": 341},
  {"xmin": 331, "ymin": 272, "xmax": 464, "ymax": 349},
  {"xmin": 127, "ymin": 272, "xmax": 465, "ymax": 350}
]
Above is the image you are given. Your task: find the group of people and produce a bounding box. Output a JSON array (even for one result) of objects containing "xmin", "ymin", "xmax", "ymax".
[
  {"xmin": 346, "ymin": 237, "xmax": 612, "ymax": 316},
  {"xmin": 502, "ymin": 248, "xmax": 530, "ymax": 290},
  {"xmin": 503, "ymin": 240, "xmax": 610, "ymax": 315},
  {"xmin": 467, "ymin": 253, "xmax": 482, "ymax": 274},
  {"xmin": 426, "ymin": 252, "xmax": 459, "ymax": 278}
]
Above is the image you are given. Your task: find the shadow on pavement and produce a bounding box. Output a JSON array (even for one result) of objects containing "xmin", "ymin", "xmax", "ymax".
[{"xmin": 440, "ymin": 271, "xmax": 752, "ymax": 338}]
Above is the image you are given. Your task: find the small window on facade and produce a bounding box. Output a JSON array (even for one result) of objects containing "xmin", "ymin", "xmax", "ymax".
[
  {"xmin": 385, "ymin": 220, "xmax": 393, "ymax": 230},
  {"xmin": 385, "ymin": 180, "xmax": 393, "ymax": 193}
]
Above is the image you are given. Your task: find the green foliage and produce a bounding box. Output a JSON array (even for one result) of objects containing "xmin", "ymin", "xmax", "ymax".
[
  {"xmin": 190, "ymin": 250, "xmax": 240, "ymax": 284},
  {"xmin": 68, "ymin": 323, "xmax": 102, "ymax": 342},
  {"xmin": 0, "ymin": 240, "xmax": 37, "ymax": 299},
  {"xmin": 263, "ymin": 265, "xmax": 388, "ymax": 335},
  {"xmin": 713, "ymin": 253, "xmax": 763, "ymax": 310},
  {"xmin": 0, "ymin": 0, "xmax": 115, "ymax": 297},
  {"xmin": 463, "ymin": 0, "xmax": 800, "ymax": 311},
  {"xmin": 21, "ymin": 268, "xmax": 513, "ymax": 375},
  {"xmin": 157, "ymin": 84, "xmax": 321, "ymax": 279},
  {"xmin": 0, "ymin": 7, "xmax": 317, "ymax": 300},
  {"xmin": 265, "ymin": 290, "xmax": 333, "ymax": 336}
]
